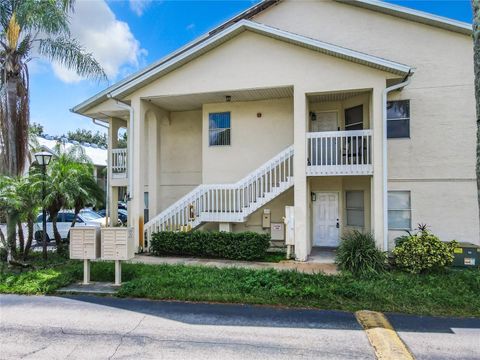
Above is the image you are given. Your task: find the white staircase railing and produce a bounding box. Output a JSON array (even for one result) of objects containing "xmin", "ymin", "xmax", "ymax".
[{"xmin": 144, "ymin": 145, "xmax": 294, "ymax": 241}]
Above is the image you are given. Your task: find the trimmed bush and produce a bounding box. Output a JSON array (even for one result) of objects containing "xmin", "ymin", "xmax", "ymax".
[
  {"xmin": 335, "ymin": 231, "xmax": 386, "ymax": 277},
  {"xmin": 393, "ymin": 227, "xmax": 457, "ymax": 274},
  {"xmin": 150, "ymin": 231, "xmax": 271, "ymax": 261}
]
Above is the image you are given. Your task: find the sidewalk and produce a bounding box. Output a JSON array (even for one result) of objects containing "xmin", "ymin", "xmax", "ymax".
[{"xmin": 129, "ymin": 253, "xmax": 339, "ymax": 275}]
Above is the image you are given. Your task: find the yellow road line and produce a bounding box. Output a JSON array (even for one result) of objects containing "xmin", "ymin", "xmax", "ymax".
[{"xmin": 355, "ymin": 310, "xmax": 415, "ymax": 360}]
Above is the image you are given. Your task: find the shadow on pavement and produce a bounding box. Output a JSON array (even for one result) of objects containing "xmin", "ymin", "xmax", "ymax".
[
  {"xmin": 61, "ymin": 294, "xmax": 363, "ymax": 330},
  {"xmin": 387, "ymin": 313, "xmax": 480, "ymax": 334}
]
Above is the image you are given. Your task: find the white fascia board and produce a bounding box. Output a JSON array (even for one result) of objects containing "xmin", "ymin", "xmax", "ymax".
[
  {"xmin": 110, "ymin": 20, "xmax": 413, "ymax": 98},
  {"xmin": 337, "ymin": 0, "xmax": 471, "ymax": 35}
]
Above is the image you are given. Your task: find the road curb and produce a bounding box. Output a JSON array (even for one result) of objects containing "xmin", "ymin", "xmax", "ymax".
[{"xmin": 355, "ymin": 310, "xmax": 415, "ymax": 360}]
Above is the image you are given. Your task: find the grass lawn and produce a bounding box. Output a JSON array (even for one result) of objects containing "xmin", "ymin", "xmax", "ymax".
[{"xmin": 1, "ymin": 255, "xmax": 479, "ymax": 317}]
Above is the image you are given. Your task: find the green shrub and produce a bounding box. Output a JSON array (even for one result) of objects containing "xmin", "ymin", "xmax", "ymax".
[
  {"xmin": 150, "ymin": 231, "xmax": 270, "ymax": 261},
  {"xmin": 335, "ymin": 231, "xmax": 386, "ymax": 277},
  {"xmin": 393, "ymin": 227, "xmax": 457, "ymax": 274}
]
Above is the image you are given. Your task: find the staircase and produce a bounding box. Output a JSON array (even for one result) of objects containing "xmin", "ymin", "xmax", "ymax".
[{"xmin": 144, "ymin": 145, "xmax": 294, "ymax": 242}]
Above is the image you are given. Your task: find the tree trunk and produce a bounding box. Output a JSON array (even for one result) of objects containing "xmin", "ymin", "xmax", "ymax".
[
  {"xmin": 70, "ymin": 208, "xmax": 80, "ymax": 228},
  {"xmin": 51, "ymin": 212, "xmax": 63, "ymax": 253},
  {"xmin": 17, "ymin": 220, "xmax": 24, "ymax": 255},
  {"xmin": 24, "ymin": 215, "xmax": 34, "ymax": 259},
  {"xmin": 6, "ymin": 213, "xmax": 16, "ymax": 257},
  {"xmin": 473, "ymin": 0, "xmax": 480, "ymax": 228}
]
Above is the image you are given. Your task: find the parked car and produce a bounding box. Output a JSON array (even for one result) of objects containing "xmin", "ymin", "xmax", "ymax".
[
  {"xmin": 97, "ymin": 209, "xmax": 128, "ymax": 225},
  {"xmin": 118, "ymin": 201, "xmax": 127, "ymax": 210},
  {"xmin": 34, "ymin": 210, "xmax": 106, "ymax": 243}
]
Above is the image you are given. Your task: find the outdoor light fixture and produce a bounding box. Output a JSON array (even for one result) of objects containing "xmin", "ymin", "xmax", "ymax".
[
  {"xmin": 311, "ymin": 192, "xmax": 316, "ymax": 201},
  {"xmin": 34, "ymin": 151, "xmax": 52, "ymax": 166},
  {"xmin": 34, "ymin": 151, "xmax": 53, "ymax": 260},
  {"xmin": 225, "ymin": 95, "xmax": 231, "ymax": 102}
]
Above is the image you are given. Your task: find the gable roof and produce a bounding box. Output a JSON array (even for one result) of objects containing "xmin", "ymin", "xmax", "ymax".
[
  {"xmin": 73, "ymin": 19, "xmax": 413, "ymax": 114},
  {"xmin": 73, "ymin": 0, "xmax": 466, "ymax": 115}
]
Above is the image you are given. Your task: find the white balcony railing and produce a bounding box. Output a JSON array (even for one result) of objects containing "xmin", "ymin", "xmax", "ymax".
[
  {"xmin": 307, "ymin": 130, "xmax": 373, "ymax": 176},
  {"xmin": 111, "ymin": 148, "xmax": 127, "ymax": 177}
]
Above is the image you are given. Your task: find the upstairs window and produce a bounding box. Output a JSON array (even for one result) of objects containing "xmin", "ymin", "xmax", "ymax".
[
  {"xmin": 345, "ymin": 105, "xmax": 363, "ymax": 130},
  {"xmin": 387, "ymin": 100, "xmax": 410, "ymax": 138},
  {"xmin": 346, "ymin": 191, "xmax": 365, "ymax": 227},
  {"xmin": 209, "ymin": 112, "xmax": 231, "ymax": 146}
]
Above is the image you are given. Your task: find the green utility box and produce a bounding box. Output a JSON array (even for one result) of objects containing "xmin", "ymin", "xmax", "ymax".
[{"xmin": 452, "ymin": 242, "xmax": 480, "ymax": 268}]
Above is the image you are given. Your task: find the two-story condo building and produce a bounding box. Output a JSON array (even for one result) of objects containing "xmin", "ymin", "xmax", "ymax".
[{"xmin": 72, "ymin": 0, "xmax": 479, "ymax": 261}]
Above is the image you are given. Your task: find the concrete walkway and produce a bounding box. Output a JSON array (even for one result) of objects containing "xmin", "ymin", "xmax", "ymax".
[{"xmin": 129, "ymin": 251, "xmax": 338, "ymax": 275}]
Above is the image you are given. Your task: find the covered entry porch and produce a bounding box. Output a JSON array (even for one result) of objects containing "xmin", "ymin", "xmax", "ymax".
[{"xmin": 307, "ymin": 176, "xmax": 372, "ymax": 251}]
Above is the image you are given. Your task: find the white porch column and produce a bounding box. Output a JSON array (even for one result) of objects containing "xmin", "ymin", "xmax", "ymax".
[
  {"xmin": 108, "ymin": 118, "xmax": 122, "ymax": 225},
  {"xmin": 371, "ymin": 87, "xmax": 385, "ymax": 249},
  {"xmin": 129, "ymin": 98, "xmax": 146, "ymax": 250},
  {"xmin": 293, "ymin": 87, "xmax": 309, "ymax": 261}
]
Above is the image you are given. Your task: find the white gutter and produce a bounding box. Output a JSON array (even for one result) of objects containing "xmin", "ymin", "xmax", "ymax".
[
  {"xmin": 106, "ymin": 95, "xmax": 134, "ymax": 203},
  {"xmin": 382, "ymin": 73, "xmax": 413, "ymax": 251}
]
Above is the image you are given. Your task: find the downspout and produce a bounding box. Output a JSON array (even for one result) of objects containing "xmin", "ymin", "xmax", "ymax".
[
  {"xmin": 381, "ymin": 71, "xmax": 413, "ymax": 251},
  {"xmin": 107, "ymin": 94, "xmax": 134, "ymax": 205},
  {"xmin": 90, "ymin": 118, "xmax": 110, "ymax": 227}
]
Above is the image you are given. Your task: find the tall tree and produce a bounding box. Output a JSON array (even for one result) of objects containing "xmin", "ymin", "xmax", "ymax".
[
  {"xmin": 0, "ymin": 0, "xmax": 105, "ymax": 247},
  {"xmin": 0, "ymin": 0, "xmax": 105, "ymax": 176},
  {"xmin": 473, "ymin": 1, "xmax": 480, "ymax": 225}
]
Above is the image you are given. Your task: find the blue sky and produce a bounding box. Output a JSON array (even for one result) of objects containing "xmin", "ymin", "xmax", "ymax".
[{"xmin": 31, "ymin": 0, "xmax": 473, "ymax": 136}]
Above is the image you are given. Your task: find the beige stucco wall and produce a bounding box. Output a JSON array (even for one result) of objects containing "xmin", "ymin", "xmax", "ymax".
[
  {"xmin": 202, "ymin": 98, "xmax": 293, "ymax": 183},
  {"xmin": 129, "ymin": 31, "xmax": 392, "ymax": 99},
  {"xmin": 387, "ymin": 180, "xmax": 478, "ymax": 247},
  {"xmin": 157, "ymin": 110, "xmax": 203, "ymax": 212}
]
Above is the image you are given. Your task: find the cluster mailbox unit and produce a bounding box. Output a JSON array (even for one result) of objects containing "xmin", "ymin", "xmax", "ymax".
[
  {"xmin": 69, "ymin": 227, "xmax": 135, "ymax": 285},
  {"xmin": 101, "ymin": 227, "xmax": 135, "ymax": 285},
  {"xmin": 69, "ymin": 227, "xmax": 101, "ymax": 284}
]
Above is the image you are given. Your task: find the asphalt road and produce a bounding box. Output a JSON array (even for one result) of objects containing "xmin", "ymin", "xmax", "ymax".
[{"xmin": 0, "ymin": 295, "xmax": 479, "ymax": 360}]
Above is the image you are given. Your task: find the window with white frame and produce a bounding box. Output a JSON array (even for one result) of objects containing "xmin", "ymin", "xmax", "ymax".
[
  {"xmin": 209, "ymin": 112, "xmax": 231, "ymax": 146},
  {"xmin": 346, "ymin": 191, "xmax": 364, "ymax": 227},
  {"xmin": 387, "ymin": 100, "xmax": 410, "ymax": 138},
  {"xmin": 388, "ymin": 191, "xmax": 411, "ymax": 230}
]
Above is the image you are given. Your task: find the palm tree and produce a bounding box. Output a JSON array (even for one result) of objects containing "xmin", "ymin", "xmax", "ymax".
[
  {"xmin": 0, "ymin": 173, "xmax": 41, "ymax": 260},
  {"xmin": 0, "ymin": 0, "xmax": 106, "ymax": 175},
  {"xmin": 473, "ymin": 1, "xmax": 480, "ymax": 227},
  {"xmin": 44, "ymin": 144, "xmax": 103, "ymax": 252},
  {"xmin": 0, "ymin": 0, "xmax": 106, "ymax": 247},
  {"xmin": 15, "ymin": 173, "xmax": 42, "ymax": 258}
]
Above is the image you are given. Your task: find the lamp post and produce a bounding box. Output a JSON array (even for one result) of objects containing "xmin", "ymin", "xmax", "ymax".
[{"xmin": 34, "ymin": 152, "xmax": 52, "ymax": 260}]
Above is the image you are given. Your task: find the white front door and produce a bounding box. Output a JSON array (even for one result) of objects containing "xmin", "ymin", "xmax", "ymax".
[{"xmin": 312, "ymin": 192, "xmax": 340, "ymax": 247}]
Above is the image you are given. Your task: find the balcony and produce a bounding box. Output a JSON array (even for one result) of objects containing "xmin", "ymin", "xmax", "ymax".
[
  {"xmin": 306, "ymin": 130, "xmax": 373, "ymax": 176},
  {"xmin": 111, "ymin": 148, "xmax": 127, "ymax": 178}
]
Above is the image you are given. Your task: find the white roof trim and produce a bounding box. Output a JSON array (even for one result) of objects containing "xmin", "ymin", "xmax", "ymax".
[
  {"xmin": 336, "ymin": 0, "xmax": 471, "ymax": 35},
  {"xmin": 106, "ymin": 20, "xmax": 412, "ymax": 99}
]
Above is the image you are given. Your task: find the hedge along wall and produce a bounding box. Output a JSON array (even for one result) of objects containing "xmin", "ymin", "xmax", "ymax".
[{"xmin": 150, "ymin": 231, "xmax": 271, "ymax": 261}]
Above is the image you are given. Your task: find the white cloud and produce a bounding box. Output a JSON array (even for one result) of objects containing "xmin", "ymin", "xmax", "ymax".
[
  {"xmin": 186, "ymin": 23, "xmax": 195, "ymax": 31},
  {"xmin": 51, "ymin": 0, "xmax": 146, "ymax": 83},
  {"xmin": 129, "ymin": 0, "xmax": 152, "ymax": 16}
]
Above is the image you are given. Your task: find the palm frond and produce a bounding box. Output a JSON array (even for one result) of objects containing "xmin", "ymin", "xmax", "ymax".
[{"xmin": 38, "ymin": 37, "xmax": 106, "ymax": 81}]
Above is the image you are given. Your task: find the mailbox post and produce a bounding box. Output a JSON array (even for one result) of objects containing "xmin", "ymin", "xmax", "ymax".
[{"xmin": 283, "ymin": 206, "xmax": 295, "ymax": 259}]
